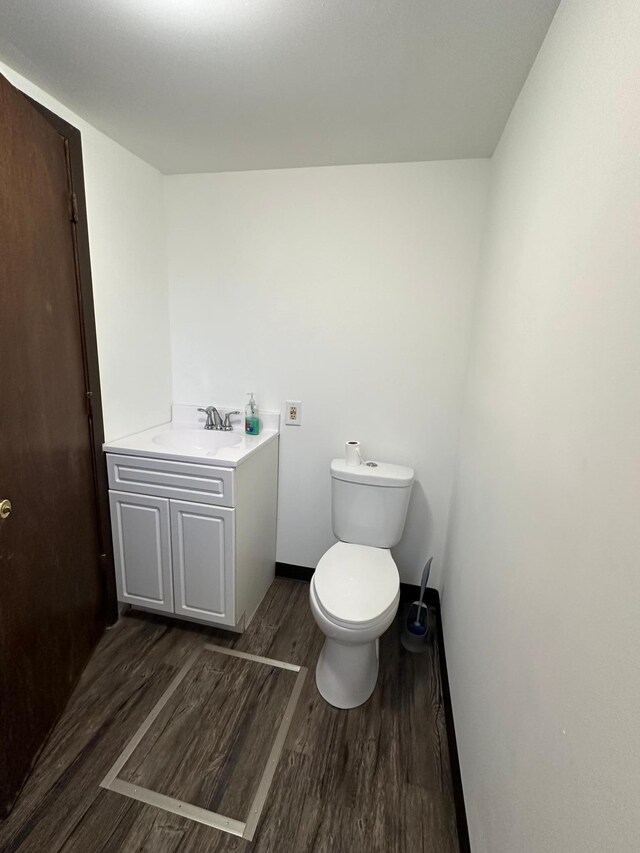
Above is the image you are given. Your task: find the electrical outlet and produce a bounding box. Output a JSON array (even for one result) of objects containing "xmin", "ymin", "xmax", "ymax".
[{"xmin": 286, "ymin": 400, "xmax": 302, "ymax": 426}]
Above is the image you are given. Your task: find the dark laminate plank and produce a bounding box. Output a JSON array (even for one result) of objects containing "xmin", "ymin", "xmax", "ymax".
[
  {"xmin": 102, "ymin": 801, "xmax": 191, "ymax": 853},
  {"xmin": 120, "ymin": 651, "xmax": 297, "ymax": 819},
  {"xmin": 0, "ymin": 620, "xmax": 195, "ymax": 853},
  {"xmin": 58, "ymin": 789, "xmax": 136, "ymax": 853},
  {"xmin": 0, "ymin": 578, "xmax": 461, "ymax": 853}
]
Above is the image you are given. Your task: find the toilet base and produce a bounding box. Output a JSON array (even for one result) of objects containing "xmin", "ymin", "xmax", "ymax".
[{"xmin": 315, "ymin": 637, "xmax": 379, "ymax": 709}]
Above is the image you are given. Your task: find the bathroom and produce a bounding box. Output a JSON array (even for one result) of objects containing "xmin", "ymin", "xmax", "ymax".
[{"xmin": 0, "ymin": 1, "xmax": 639, "ymax": 851}]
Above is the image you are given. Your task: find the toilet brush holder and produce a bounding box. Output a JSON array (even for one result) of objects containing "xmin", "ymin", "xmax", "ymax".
[
  {"xmin": 401, "ymin": 601, "xmax": 431, "ymax": 653},
  {"xmin": 400, "ymin": 557, "xmax": 433, "ymax": 654}
]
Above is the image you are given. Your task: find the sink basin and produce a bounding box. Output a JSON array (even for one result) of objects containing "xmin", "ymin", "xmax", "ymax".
[
  {"xmin": 152, "ymin": 429, "xmax": 244, "ymax": 453},
  {"xmin": 103, "ymin": 407, "xmax": 279, "ymax": 467}
]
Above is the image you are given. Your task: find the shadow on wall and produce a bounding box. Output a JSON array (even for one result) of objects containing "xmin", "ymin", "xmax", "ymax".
[
  {"xmin": 437, "ymin": 486, "xmax": 459, "ymax": 609},
  {"xmin": 393, "ymin": 479, "xmax": 433, "ymax": 585}
]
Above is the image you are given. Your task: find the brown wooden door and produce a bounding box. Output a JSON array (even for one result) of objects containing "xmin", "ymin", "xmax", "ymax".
[{"xmin": 0, "ymin": 74, "xmax": 105, "ymax": 816}]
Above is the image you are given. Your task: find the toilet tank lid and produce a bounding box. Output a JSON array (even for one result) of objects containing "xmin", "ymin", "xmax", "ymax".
[{"xmin": 331, "ymin": 458, "xmax": 414, "ymax": 488}]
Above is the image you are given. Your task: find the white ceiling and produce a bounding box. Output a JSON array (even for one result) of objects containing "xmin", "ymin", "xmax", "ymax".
[{"xmin": 0, "ymin": 0, "xmax": 559, "ymax": 174}]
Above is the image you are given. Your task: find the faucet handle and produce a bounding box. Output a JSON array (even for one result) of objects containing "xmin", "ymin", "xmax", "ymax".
[
  {"xmin": 222, "ymin": 411, "xmax": 240, "ymax": 431},
  {"xmin": 198, "ymin": 406, "xmax": 215, "ymax": 429}
]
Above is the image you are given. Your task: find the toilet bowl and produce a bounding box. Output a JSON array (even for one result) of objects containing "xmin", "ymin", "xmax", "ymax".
[
  {"xmin": 310, "ymin": 542, "xmax": 400, "ymax": 708},
  {"xmin": 311, "ymin": 457, "xmax": 414, "ymax": 709}
]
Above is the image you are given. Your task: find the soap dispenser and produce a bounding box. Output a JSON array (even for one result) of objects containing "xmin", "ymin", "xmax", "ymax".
[{"xmin": 245, "ymin": 392, "xmax": 260, "ymax": 436}]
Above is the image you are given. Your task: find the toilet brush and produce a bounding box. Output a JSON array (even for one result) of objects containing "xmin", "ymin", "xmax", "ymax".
[
  {"xmin": 401, "ymin": 559, "xmax": 433, "ymax": 652},
  {"xmin": 408, "ymin": 557, "xmax": 432, "ymax": 635}
]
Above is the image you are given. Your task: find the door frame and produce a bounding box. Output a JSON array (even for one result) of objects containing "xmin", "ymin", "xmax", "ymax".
[{"xmin": 23, "ymin": 92, "xmax": 118, "ymax": 624}]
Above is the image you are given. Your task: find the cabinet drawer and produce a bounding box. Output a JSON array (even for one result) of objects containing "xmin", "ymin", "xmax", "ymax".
[{"xmin": 107, "ymin": 454, "xmax": 235, "ymax": 507}]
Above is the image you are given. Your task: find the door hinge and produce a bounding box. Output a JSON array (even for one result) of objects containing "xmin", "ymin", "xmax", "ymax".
[
  {"xmin": 86, "ymin": 390, "xmax": 93, "ymax": 417},
  {"xmin": 69, "ymin": 191, "xmax": 79, "ymax": 223}
]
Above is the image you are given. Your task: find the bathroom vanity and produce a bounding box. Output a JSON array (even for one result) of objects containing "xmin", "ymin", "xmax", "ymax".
[{"xmin": 103, "ymin": 406, "xmax": 279, "ymax": 632}]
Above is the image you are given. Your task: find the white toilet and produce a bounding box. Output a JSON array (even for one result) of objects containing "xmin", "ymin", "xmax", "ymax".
[{"xmin": 310, "ymin": 458, "xmax": 414, "ymax": 709}]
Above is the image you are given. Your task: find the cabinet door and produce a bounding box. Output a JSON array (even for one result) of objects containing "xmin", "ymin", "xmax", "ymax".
[
  {"xmin": 109, "ymin": 491, "xmax": 173, "ymax": 613},
  {"xmin": 170, "ymin": 500, "xmax": 235, "ymax": 627}
]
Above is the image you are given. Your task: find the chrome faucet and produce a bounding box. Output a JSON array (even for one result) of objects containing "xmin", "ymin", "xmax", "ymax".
[
  {"xmin": 197, "ymin": 407, "xmax": 240, "ymax": 431},
  {"xmin": 198, "ymin": 406, "xmax": 223, "ymax": 430}
]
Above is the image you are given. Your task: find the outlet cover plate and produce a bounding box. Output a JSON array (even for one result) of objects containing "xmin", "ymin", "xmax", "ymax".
[{"xmin": 286, "ymin": 400, "xmax": 302, "ymax": 426}]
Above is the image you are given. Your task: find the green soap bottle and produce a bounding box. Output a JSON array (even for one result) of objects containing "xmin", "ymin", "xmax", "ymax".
[{"xmin": 245, "ymin": 392, "xmax": 260, "ymax": 436}]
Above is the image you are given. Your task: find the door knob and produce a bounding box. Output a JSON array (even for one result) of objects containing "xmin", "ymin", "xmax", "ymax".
[{"xmin": 0, "ymin": 499, "xmax": 12, "ymax": 519}]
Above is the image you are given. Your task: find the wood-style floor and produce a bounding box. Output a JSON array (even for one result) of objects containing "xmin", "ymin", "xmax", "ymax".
[{"xmin": 0, "ymin": 579, "xmax": 460, "ymax": 853}]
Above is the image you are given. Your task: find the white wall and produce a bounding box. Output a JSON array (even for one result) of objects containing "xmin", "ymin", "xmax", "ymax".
[
  {"xmin": 165, "ymin": 161, "xmax": 489, "ymax": 585},
  {"xmin": 442, "ymin": 1, "xmax": 640, "ymax": 851},
  {"xmin": 0, "ymin": 60, "xmax": 172, "ymax": 441}
]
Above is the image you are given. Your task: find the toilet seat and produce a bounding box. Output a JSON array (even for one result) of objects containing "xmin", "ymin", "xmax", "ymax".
[
  {"xmin": 312, "ymin": 582, "xmax": 399, "ymax": 631},
  {"xmin": 313, "ymin": 542, "xmax": 399, "ymax": 628}
]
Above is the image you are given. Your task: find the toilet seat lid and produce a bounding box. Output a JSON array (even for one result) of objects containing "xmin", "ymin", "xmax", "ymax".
[{"xmin": 314, "ymin": 542, "xmax": 399, "ymax": 625}]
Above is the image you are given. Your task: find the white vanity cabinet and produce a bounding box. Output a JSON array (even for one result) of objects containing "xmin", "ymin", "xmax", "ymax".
[{"xmin": 106, "ymin": 437, "xmax": 278, "ymax": 632}]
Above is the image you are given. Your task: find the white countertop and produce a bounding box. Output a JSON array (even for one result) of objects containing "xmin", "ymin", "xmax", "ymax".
[{"xmin": 103, "ymin": 405, "xmax": 279, "ymax": 468}]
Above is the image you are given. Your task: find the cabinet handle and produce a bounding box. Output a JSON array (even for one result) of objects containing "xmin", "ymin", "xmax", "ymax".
[{"xmin": 0, "ymin": 499, "xmax": 12, "ymax": 520}]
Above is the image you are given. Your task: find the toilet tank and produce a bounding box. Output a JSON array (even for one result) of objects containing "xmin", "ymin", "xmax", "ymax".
[{"xmin": 330, "ymin": 459, "xmax": 414, "ymax": 549}]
